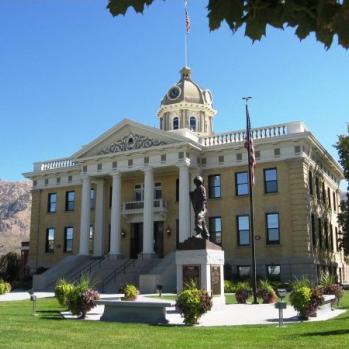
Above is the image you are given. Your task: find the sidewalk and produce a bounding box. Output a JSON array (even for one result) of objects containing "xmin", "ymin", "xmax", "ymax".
[{"xmin": 0, "ymin": 291, "xmax": 54, "ymax": 302}]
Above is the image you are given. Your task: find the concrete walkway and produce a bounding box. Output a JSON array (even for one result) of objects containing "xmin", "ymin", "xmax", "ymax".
[
  {"xmin": 62, "ymin": 294, "xmax": 346, "ymax": 326},
  {"xmin": 0, "ymin": 291, "xmax": 54, "ymax": 302}
]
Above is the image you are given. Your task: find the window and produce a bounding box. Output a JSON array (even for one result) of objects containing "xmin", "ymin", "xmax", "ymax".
[
  {"xmin": 89, "ymin": 225, "xmax": 94, "ymax": 252},
  {"xmin": 235, "ymin": 172, "xmax": 249, "ymax": 196},
  {"xmin": 97, "ymin": 163, "xmax": 102, "ymax": 171},
  {"xmin": 161, "ymin": 154, "xmax": 166, "ymax": 163},
  {"xmin": 154, "ymin": 183, "xmax": 162, "ymax": 200},
  {"xmin": 237, "ymin": 215, "xmax": 250, "ymax": 246},
  {"xmin": 308, "ymin": 171, "xmax": 313, "ymax": 195},
  {"xmin": 209, "ymin": 217, "xmax": 222, "ymax": 245},
  {"xmin": 264, "ymin": 168, "xmax": 278, "ymax": 193},
  {"xmin": 68, "ymin": 175, "xmax": 73, "ymax": 183},
  {"xmin": 160, "ymin": 117, "xmax": 163, "ymax": 130},
  {"xmin": 311, "ymin": 214, "xmax": 316, "ymax": 248},
  {"xmin": 330, "ymin": 224, "xmax": 334, "ymax": 252},
  {"xmin": 47, "ymin": 193, "xmax": 57, "ymax": 213},
  {"xmin": 294, "ymin": 145, "xmax": 301, "ymax": 155},
  {"xmin": 64, "ymin": 227, "xmax": 73, "ymax": 252},
  {"xmin": 144, "ymin": 156, "xmax": 149, "ymax": 165},
  {"xmin": 56, "ymin": 177, "xmax": 61, "ymax": 184},
  {"xmin": 90, "ymin": 188, "xmax": 95, "ymax": 209},
  {"xmin": 45, "ymin": 228, "xmax": 55, "ymax": 253},
  {"xmin": 327, "ymin": 188, "xmax": 331, "ymax": 209},
  {"xmin": 335, "ymin": 227, "xmax": 338, "ymax": 251},
  {"xmin": 134, "ymin": 184, "xmax": 144, "ymax": 201},
  {"xmin": 255, "ymin": 150, "xmax": 261, "ymax": 160},
  {"xmin": 190, "ymin": 116, "xmax": 196, "ymax": 131},
  {"xmin": 176, "ymin": 179, "xmax": 179, "ymax": 202},
  {"xmin": 218, "ymin": 155, "xmax": 224, "ymax": 164},
  {"xmin": 318, "ymin": 218, "xmax": 323, "ymax": 248},
  {"xmin": 274, "ymin": 148, "xmax": 280, "ymax": 157},
  {"xmin": 266, "ymin": 213, "xmax": 280, "ymax": 244},
  {"xmin": 65, "ymin": 191, "xmax": 75, "ymax": 211},
  {"xmin": 128, "ymin": 159, "xmax": 133, "ymax": 167},
  {"xmin": 333, "ymin": 192, "xmax": 337, "ymax": 212},
  {"xmin": 324, "ymin": 221, "xmax": 329, "ymax": 250},
  {"xmin": 266, "ymin": 265, "xmax": 281, "ymax": 281},
  {"xmin": 237, "ymin": 266, "xmax": 251, "ymax": 279},
  {"xmin": 208, "ymin": 175, "xmax": 221, "ymax": 198},
  {"xmin": 236, "ymin": 153, "xmax": 242, "ymax": 161},
  {"xmin": 322, "ymin": 182, "xmax": 326, "ymax": 204},
  {"xmin": 173, "ymin": 117, "xmax": 179, "ymax": 130},
  {"xmin": 315, "ymin": 177, "xmax": 320, "ymax": 200},
  {"xmin": 112, "ymin": 161, "xmax": 117, "ymax": 169}
]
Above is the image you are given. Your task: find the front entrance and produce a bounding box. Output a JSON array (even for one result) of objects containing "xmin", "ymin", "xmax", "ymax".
[
  {"xmin": 154, "ymin": 221, "xmax": 164, "ymax": 258},
  {"xmin": 130, "ymin": 222, "xmax": 143, "ymax": 259}
]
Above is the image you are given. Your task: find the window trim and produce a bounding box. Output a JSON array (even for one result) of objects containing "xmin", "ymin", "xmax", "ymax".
[
  {"xmin": 266, "ymin": 264, "xmax": 281, "ymax": 281},
  {"xmin": 208, "ymin": 174, "xmax": 221, "ymax": 199},
  {"xmin": 237, "ymin": 265, "xmax": 251, "ymax": 279},
  {"xmin": 173, "ymin": 117, "xmax": 179, "ymax": 130},
  {"xmin": 64, "ymin": 226, "xmax": 74, "ymax": 252},
  {"xmin": 45, "ymin": 227, "xmax": 55, "ymax": 253},
  {"xmin": 47, "ymin": 193, "xmax": 57, "ymax": 213},
  {"xmin": 237, "ymin": 214, "xmax": 250, "ymax": 246},
  {"xmin": 266, "ymin": 212, "xmax": 280, "ymax": 245},
  {"xmin": 263, "ymin": 168, "xmax": 278, "ymax": 194},
  {"xmin": 65, "ymin": 191, "xmax": 75, "ymax": 212},
  {"xmin": 209, "ymin": 216, "xmax": 222, "ymax": 245},
  {"xmin": 235, "ymin": 171, "xmax": 249, "ymax": 197}
]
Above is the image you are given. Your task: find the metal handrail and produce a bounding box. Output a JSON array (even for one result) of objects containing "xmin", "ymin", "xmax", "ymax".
[
  {"xmin": 99, "ymin": 259, "xmax": 136, "ymax": 292},
  {"xmin": 69, "ymin": 255, "xmax": 106, "ymax": 283}
]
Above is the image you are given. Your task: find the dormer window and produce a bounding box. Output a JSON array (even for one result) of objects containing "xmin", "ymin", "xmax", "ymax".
[
  {"xmin": 190, "ymin": 116, "xmax": 197, "ymax": 132},
  {"xmin": 173, "ymin": 117, "xmax": 179, "ymax": 130}
]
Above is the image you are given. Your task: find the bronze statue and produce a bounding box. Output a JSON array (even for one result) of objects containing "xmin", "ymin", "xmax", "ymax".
[{"xmin": 190, "ymin": 176, "xmax": 210, "ymax": 240}]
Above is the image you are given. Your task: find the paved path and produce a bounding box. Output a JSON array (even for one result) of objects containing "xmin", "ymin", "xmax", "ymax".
[
  {"xmin": 62, "ymin": 294, "xmax": 346, "ymax": 326},
  {"xmin": 0, "ymin": 291, "xmax": 54, "ymax": 302}
]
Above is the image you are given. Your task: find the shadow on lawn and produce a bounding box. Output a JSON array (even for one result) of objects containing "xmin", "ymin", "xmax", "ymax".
[
  {"xmin": 37, "ymin": 310, "xmax": 63, "ymax": 320},
  {"xmin": 301, "ymin": 329, "xmax": 349, "ymax": 337}
]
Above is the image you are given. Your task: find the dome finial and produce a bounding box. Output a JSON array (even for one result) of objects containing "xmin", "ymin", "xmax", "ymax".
[{"xmin": 180, "ymin": 66, "xmax": 191, "ymax": 80}]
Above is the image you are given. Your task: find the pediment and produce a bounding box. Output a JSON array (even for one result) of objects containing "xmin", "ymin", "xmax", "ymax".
[{"xmin": 72, "ymin": 119, "xmax": 185, "ymax": 159}]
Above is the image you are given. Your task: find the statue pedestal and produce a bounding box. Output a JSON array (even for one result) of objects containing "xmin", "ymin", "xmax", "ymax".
[{"xmin": 175, "ymin": 237, "xmax": 225, "ymax": 310}]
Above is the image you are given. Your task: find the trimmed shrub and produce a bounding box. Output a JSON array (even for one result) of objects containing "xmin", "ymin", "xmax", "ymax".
[
  {"xmin": 120, "ymin": 283, "xmax": 138, "ymax": 301},
  {"xmin": 235, "ymin": 282, "xmax": 251, "ymax": 304},
  {"xmin": 54, "ymin": 279, "xmax": 74, "ymax": 307},
  {"xmin": 224, "ymin": 280, "xmax": 235, "ymax": 293},
  {"xmin": 176, "ymin": 287, "xmax": 212, "ymax": 325},
  {"xmin": 257, "ymin": 280, "xmax": 277, "ymax": 304},
  {"xmin": 319, "ymin": 274, "xmax": 344, "ymax": 306},
  {"xmin": 290, "ymin": 286, "xmax": 312, "ymax": 319},
  {"xmin": 0, "ymin": 279, "xmax": 11, "ymax": 295},
  {"xmin": 306, "ymin": 287, "xmax": 324, "ymax": 317}
]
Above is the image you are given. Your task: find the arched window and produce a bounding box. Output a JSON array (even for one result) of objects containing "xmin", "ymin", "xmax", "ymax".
[
  {"xmin": 190, "ymin": 116, "xmax": 196, "ymax": 131},
  {"xmin": 173, "ymin": 117, "xmax": 179, "ymax": 130},
  {"xmin": 159, "ymin": 117, "xmax": 163, "ymax": 130}
]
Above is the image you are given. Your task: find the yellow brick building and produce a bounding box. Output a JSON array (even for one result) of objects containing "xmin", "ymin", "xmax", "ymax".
[{"xmin": 24, "ymin": 67, "xmax": 347, "ymax": 290}]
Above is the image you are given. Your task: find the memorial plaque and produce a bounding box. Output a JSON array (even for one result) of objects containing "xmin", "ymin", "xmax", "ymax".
[
  {"xmin": 182, "ymin": 265, "xmax": 200, "ymax": 289},
  {"xmin": 210, "ymin": 265, "xmax": 221, "ymax": 295}
]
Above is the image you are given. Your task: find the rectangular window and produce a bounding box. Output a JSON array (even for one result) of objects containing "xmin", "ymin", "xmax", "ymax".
[
  {"xmin": 335, "ymin": 227, "xmax": 338, "ymax": 252},
  {"xmin": 90, "ymin": 188, "xmax": 95, "ymax": 209},
  {"xmin": 330, "ymin": 224, "xmax": 334, "ymax": 252},
  {"xmin": 65, "ymin": 191, "xmax": 75, "ymax": 211},
  {"xmin": 112, "ymin": 161, "xmax": 117, "ymax": 169},
  {"xmin": 322, "ymin": 182, "xmax": 326, "ymax": 204},
  {"xmin": 209, "ymin": 217, "xmax": 222, "ymax": 245},
  {"xmin": 218, "ymin": 155, "xmax": 224, "ymax": 164},
  {"xmin": 64, "ymin": 227, "xmax": 74, "ymax": 252},
  {"xmin": 235, "ymin": 171, "xmax": 249, "ymax": 196},
  {"xmin": 236, "ymin": 153, "xmax": 242, "ymax": 161},
  {"xmin": 311, "ymin": 214, "xmax": 316, "ymax": 248},
  {"xmin": 318, "ymin": 218, "xmax": 323, "ymax": 249},
  {"xmin": 266, "ymin": 265, "xmax": 281, "ymax": 281},
  {"xmin": 237, "ymin": 215, "xmax": 250, "ymax": 246},
  {"xmin": 264, "ymin": 168, "xmax": 278, "ymax": 193},
  {"xmin": 161, "ymin": 154, "xmax": 166, "ymax": 163},
  {"xmin": 89, "ymin": 225, "xmax": 94, "ymax": 252},
  {"xmin": 308, "ymin": 171, "xmax": 313, "ymax": 195},
  {"xmin": 327, "ymin": 188, "xmax": 331, "ymax": 209},
  {"xmin": 237, "ymin": 266, "xmax": 251, "ymax": 279},
  {"xmin": 324, "ymin": 221, "xmax": 329, "ymax": 250},
  {"xmin": 333, "ymin": 192, "xmax": 336, "ymax": 212},
  {"xmin": 134, "ymin": 184, "xmax": 144, "ymax": 201},
  {"xmin": 154, "ymin": 183, "xmax": 162, "ymax": 200},
  {"xmin": 45, "ymin": 228, "xmax": 55, "ymax": 253},
  {"xmin": 274, "ymin": 148, "xmax": 280, "ymax": 157},
  {"xmin": 255, "ymin": 150, "xmax": 261, "ymax": 160},
  {"xmin": 208, "ymin": 175, "xmax": 221, "ymax": 198},
  {"xmin": 109, "ymin": 186, "xmax": 112, "ymax": 208},
  {"xmin": 47, "ymin": 193, "xmax": 57, "ymax": 213},
  {"xmin": 315, "ymin": 177, "xmax": 320, "ymax": 200},
  {"xmin": 266, "ymin": 213, "xmax": 280, "ymax": 244}
]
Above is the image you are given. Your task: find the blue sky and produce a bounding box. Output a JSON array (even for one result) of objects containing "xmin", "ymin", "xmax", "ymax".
[{"xmin": 0, "ymin": 0, "xmax": 348, "ymax": 188}]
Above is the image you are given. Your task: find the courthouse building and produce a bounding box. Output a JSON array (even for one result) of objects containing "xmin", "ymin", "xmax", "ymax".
[{"xmin": 24, "ymin": 67, "xmax": 347, "ymax": 290}]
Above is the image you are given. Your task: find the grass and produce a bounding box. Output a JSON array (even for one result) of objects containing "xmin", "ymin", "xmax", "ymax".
[{"xmin": 0, "ymin": 292, "xmax": 348, "ymax": 349}]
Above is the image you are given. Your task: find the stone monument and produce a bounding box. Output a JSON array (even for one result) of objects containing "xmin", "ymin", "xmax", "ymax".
[{"xmin": 176, "ymin": 176, "xmax": 225, "ymax": 309}]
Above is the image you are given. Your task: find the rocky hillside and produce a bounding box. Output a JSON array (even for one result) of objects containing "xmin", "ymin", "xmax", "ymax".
[{"xmin": 0, "ymin": 180, "xmax": 31, "ymax": 255}]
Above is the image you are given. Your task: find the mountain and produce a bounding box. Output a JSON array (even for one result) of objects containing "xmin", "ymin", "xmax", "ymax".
[{"xmin": 0, "ymin": 180, "xmax": 31, "ymax": 255}]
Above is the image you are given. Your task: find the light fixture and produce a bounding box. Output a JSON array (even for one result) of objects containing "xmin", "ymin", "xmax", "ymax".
[
  {"xmin": 121, "ymin": 230, "xmax": 126, "ymax": 238},
  {"xmin": 166, "ymin": 226, "xmax": 171, "ymax": 236}
]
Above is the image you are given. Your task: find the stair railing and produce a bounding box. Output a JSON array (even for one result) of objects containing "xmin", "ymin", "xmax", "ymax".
[{"xmin": 69, "ymin": 255, "xmax": 106, "ymax": 284}]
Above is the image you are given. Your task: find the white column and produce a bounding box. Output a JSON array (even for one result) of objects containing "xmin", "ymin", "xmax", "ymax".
[
  {"xmin": 79, "ymin": 176, "xmax": 91, "ymax": 255},
  {"xmin": 110, "ymin": 172, "xmax": 121, "ymax": 255},
  {"xmin": 93, "ymin": 179, "xmax": 104, "ymax": 257},
  {"xmin": 179, "ymin": 164, "xmax": 191, "ymax": 242},
  {"xmin": 143, "ymin": 167, "xmax": 154, "ymax": 255}
]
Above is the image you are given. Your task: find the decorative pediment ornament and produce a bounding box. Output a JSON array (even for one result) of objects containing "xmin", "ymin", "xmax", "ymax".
[{"xmin": 98, "ymin": 132, "xmax": 167, "ymax": 155}]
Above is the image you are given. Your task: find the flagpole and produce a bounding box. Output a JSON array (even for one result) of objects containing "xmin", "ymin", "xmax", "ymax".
[
  {"xmin": 243, "ymin": 96, "xmax": 258, "ymax": 304},
  {"xmin": 184, "ymin": 0, "xmax": 189, "ymax": 67}
]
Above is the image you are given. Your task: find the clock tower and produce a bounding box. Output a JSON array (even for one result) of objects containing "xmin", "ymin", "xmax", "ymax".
[{"xmin": 157, "ymin": 67, "xmax": 217, "ymax": 137}]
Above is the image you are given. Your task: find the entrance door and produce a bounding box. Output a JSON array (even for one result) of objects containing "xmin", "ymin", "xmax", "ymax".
[
  {"xmin": 130, "ymin": 223, "xmax": 143, "ymax": 259},
  {"xmin": 154, "ymin": 221, "xmax": 164, "ymax": 258}
]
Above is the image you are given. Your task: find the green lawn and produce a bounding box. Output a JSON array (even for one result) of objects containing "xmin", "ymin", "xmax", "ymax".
[{"xmin": 0, "ymin": 293, "xmax": 348, "ymax": 349}]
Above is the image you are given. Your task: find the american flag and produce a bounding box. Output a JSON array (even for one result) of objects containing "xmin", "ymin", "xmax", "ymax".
[
  {"xmin": 244, "ymin": 104, "xmax": 256, "ymax": 186},
  {"xmin": 185, "ymin": 0, "xmax": 191, "ymax": 34}
]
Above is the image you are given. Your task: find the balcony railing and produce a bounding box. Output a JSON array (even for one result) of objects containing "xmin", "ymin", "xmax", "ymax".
[
  {"xmin": 33, "ymin": 158, "xmax": 79, "ymax": 172},
  {"xmin": 200, "ymin": 121, "xmax": 307, "ymax": 147},
  {"xmin": 122, "ymin": 199, "xmax": 167, "ymax": 214}
]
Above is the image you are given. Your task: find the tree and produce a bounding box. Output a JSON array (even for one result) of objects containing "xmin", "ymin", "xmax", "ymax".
[
  {"xmin": 107, "ymin": 0, "xmax": 349, "ymax": 49},
  {"xmin": 0, "ymin": 252, "xmax": 21, "ymax": 282},
  {"xmin": 336, "ymin": 133, "xmax": 349, "ymax": 255}
]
